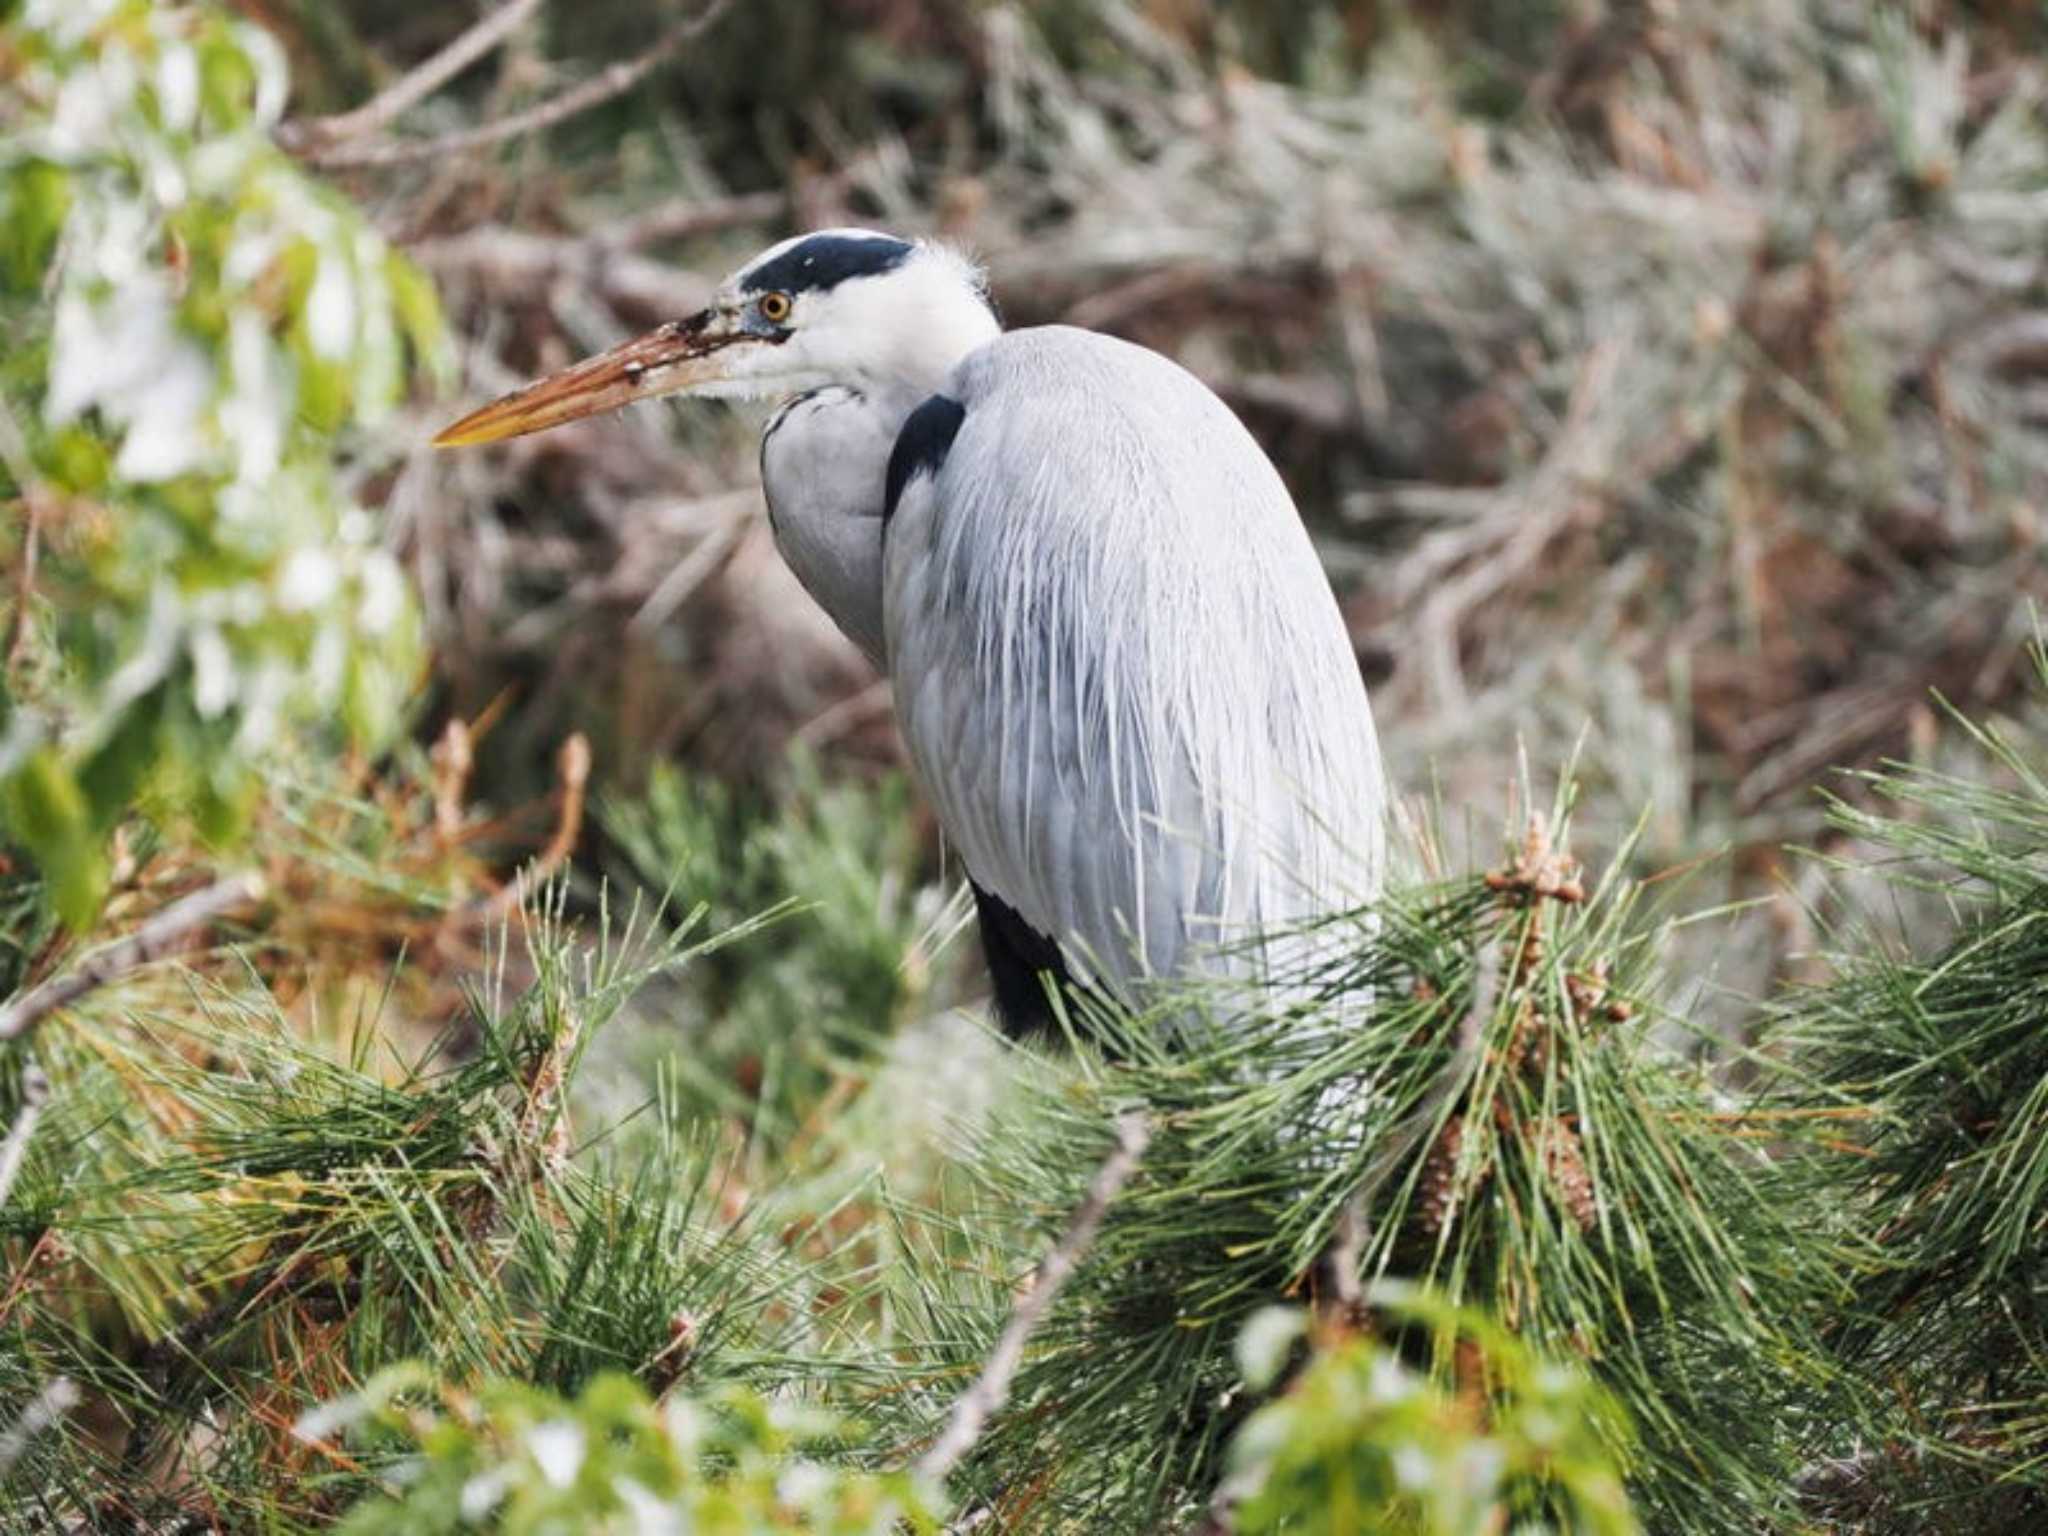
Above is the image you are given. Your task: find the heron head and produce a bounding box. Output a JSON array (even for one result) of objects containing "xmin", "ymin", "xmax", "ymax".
[{"xmin": 434, "ymin": 229, "xmax": 998, "ymax": 447}]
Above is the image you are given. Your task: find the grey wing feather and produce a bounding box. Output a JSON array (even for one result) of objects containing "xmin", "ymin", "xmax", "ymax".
[{"xmin": 884, "ymin": 325, "xmax": 1384, "ymax": 1002}]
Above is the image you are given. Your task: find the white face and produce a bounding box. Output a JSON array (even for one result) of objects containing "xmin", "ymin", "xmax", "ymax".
[
  {"xmin": 705, "ymin": 229, "xmax": 1000, "ymax": 400},
  {"xmin": 434, "ymin": 230, "xmax": 1000, "ymax": 446}
]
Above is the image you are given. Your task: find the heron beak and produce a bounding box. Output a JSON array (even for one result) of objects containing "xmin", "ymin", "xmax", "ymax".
[{"xmin": 432, "ymin": 309, "xmax": 752, "ymax": 447}]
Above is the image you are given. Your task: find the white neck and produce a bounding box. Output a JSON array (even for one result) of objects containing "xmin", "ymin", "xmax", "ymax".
[{"xmin": 753, "ymin": 247, "xmax": 1001, "ymax": 666}]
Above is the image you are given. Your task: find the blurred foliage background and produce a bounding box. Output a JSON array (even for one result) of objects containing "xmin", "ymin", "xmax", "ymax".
[
  {"xmin": 266, "ymin": 0, "xmax": 2048, "ymax": 1023},
  {"xmin": 2, "ymin": 0, "xmax": 2047, "ymax": 1531}
]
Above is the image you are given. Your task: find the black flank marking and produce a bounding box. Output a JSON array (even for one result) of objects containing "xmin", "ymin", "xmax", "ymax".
[
  {"xmin": 884, "ymin": 394, "xmax": 966, "ymax": 524},
  {"xmin": 971, "ymin": 881, "xmax": 1075, "ymax": 1039},
  {"xmin": 741, "ymin": 234, "xmax": 915, "ymax": 295}
]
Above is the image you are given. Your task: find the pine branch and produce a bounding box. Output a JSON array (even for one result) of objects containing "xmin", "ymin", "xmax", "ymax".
[
  {"xmin": 0, "ymin": 874, "xmax": 264, "ymax": 1044},
  {"xmin": 292, "ymin": 0, "xmax": 735, "ymax": 170},
  {"xmin": 275, "ymin": 0, "xmax": 545, "ymax": 158},
  {"xmin": 915, "ymin": 1111, "xmax": 1151, "ymax": 1486},
  {"xmin": 1345, "ymin": 939, "xmax": 1500, "ymax": 1218}
]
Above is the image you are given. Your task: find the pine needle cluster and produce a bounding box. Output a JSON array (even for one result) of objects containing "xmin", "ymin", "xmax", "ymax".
[
  {"xmin": 0, "ymin": 889, "xmax": 817, "ymax": 1528},
  {"xmin": 1772, "ymin": 677, "xmax": 2048, "ymax": 1532},
  {"xmin": 929, "ymin": 802, "xmax": 1839, "ymax": 1532}
]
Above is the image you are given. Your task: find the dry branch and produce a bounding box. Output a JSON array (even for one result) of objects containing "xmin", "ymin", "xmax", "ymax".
[
  {"xmin": 611, "ymin": 190, "xmax": 790, "ymax": 251},
  {"xmin": 409, "ymin": 225, "xmax": 714, "ymax": 321},
  {"xmin": 0, "ymin": 1061, "xmax": 49, "ymax": 1215},
  {"xmin": 276, "ymin": 0, "xmax": 545, "ymax": 158},
  {"xmin": 0, "ymin": 1376, "xmax": 77, "ymax": 1478},
  {"xmin": 0, "ymin": 874, "xmax": 265, "ymax": 1044},
  {"xmin": 915, "ymin": 1111, "xmax": 1151, "ymax": 1486},
  {"xmin": 293, "ymin": 0, "xmax": 735, "ymax": 170},
  {"xmin": 476, "ymin": 732, "xmax": 591, "ymax": 927}
]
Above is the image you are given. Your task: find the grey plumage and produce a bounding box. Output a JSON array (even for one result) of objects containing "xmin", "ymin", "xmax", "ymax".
[
  {"xmin": 887, "ymin": 327, "xmax": 1383, "ymax": 1002},
  {"xmin": 752, "ymin": 245, "xmax": 1384, "ymax": 1018},
  {"xmin": 436, "ymin": 229, "xmax": 1387, "ymax": 1029}
]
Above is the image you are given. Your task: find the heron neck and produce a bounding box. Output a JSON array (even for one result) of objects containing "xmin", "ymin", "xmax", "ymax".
[
  {"xmin": 763, "ymin": 295, "xmax": 996, "ymax": 665},
  {"xmin": 759, "ymin": 385, "xmax": 902, "ymax": 668},
  {"xmin": 842, "ymin": 291, "xmax": 999, "ymax": 407}
]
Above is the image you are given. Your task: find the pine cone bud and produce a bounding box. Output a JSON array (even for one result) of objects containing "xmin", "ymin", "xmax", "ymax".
[
  {"xmin": 1484, "ymin": 816, "xmax": 1588, "ymax": 905},
  {"xmin": 1502, "ymin": 992, "xmax": 1537, "ymax": 1075},
  {"xmin": 1536, "ymin": 1117, "xmax": 1597, "ymax": 1233},
  {"xmin": 1566, "ymin": 959, "xmax": 1633, "ymax": 1026},
  {"xmin": 1415, "ymin": 1115, "xmax": 1489, "ymax": 1238}
]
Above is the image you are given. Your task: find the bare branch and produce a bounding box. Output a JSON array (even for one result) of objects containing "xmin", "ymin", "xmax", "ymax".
[
  {"xmin": 0, "ymin": 1377, "xmax": 78, "ymax": 1477},
  {"xmin": 477, "ymin": 733, "xmax": 590, "ymax": 926},
  {"xmin": 916, "ymin": 1111, "xmax": 1151, "ymax": 1486},
  {"xmin": 408, "ymin": 224, "xmax": 714, "ymax": 321},
  {"xmin": 0, "ymin": 1061, "xmax": 49, "ymax": 1214},
  {"xmin": 276, "ymin": 0, "xmax": 545, "ymax": 157},
  {"xmin": 0, "ymin": 874, "xmax": 265, "ymax": 1044},
  {"xmin": 296, "ymin": 0, "xmax": 735, "ymax": 170},
  {"xmin": 0, "ymin": 397, "xmax": 49, "ymax": 672},
  {"xmin": 610, "ymin": 189, "xmax": 789, "ymax": 251},
  {"xmin": 1314, "ymin": 1190, "xmax": 1367, "ymax": 1325}
]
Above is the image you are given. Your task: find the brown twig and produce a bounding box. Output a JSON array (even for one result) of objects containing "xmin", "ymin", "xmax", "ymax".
[
  {"xmin": 610, "ymin": 189, "xmax": 790, "ymax": 251},
  {"xmin": 1314, "ymin": 1191, "xmax": 1367, "ymax": 1328},
  {"xmin": 6, "ymin": 494, "xmax": 39, "ymax": 673},
  {"xmin": 0, "ymin": 397, "xmax": 48, "ymax": 672},
  {"xmin": 430, "ymin": 717, "xmax": 475, "ymax": 848},
  {"xmin": 276, "ymin": 0, "xmax": 546, "ymax": 158},
  {"xmin": 791, "ymin": 679, "xmax": 894, "ymax": 752},
  {"xmin": 294, "ymin": 0, "xmax": 735, "ymax": 170},
  {"xmin": 409, "ymin": 224, "xmax": 714, "ymax": 323},
  {"xmin": 0, "ymin": 874, "xmax": 265, "ymax": 1044},
  {"xmin": 915, "ymin": 1111, "xmax": 1151, "ymax": 1486},
  {"xmin": 476, "ymin": 733, "xmax": 590, "ymax": 926}
]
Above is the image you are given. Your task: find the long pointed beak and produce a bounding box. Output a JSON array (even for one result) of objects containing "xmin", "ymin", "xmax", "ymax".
[{"xmin": 433, "ymin": 311, "xmax": 748, "ymax": 447}]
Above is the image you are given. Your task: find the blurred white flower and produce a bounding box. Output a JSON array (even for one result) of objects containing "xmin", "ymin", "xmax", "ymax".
[
  {"xmin": 277, "ymin": 549, "xmax": 340, "ymax": 611},
  {"xmin": 155, "ymin": 44, "xmax": 200, "ymax": 134},
  {"xmin": 222, "ymin": 311, "xmax": 285, "ymax": 484},
  {"xmin": 49, "ymin": 273, "xmax": 217, "ymax": 482},
  {"xmin": 458, "ymin": 1466, "xmax": 513, "ymax": 1522},
  {"xmin": 358, "ymin": 555, "xmax": 406, "ymax": 635},
  {"xmin": 525, "ymin": 1421, "xmax": 585, "ymax": 1489},
  {"xmin": 307, "ymin": 258, "xmax": 356, "ymax": 360},
  {"xmin": 190, "ymin": 627, "xmax": 234, "ymax": 719}
]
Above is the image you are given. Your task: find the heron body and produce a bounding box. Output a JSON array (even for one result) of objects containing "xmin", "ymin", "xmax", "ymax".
[{"xmin": 437, "ymin": 230, "xmax": 1386, "ymax": 1031}]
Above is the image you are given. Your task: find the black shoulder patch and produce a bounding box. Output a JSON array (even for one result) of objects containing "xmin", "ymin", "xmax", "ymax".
[
  {"xmin": 741, "ymin": 234, "xmax": 915, "ymax": 294},
  {"xmin": 883, "ymin": 393, "xmax": 966, "ymax": 523},
  {"xmin": 971, "ymin": 881, "xmax": 1073, "ymax": 1039}
]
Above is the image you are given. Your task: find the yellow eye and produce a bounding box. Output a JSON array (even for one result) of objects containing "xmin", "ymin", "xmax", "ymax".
[{"xmin": 758, "ymin": 291, "xmax": 793, "ymax": 324}]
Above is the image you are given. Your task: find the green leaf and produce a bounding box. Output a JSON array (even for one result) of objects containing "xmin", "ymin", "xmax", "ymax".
[
  {"xmin": 76, "ymin": 686, "xmax": 167, "ymax": 836},
  {"xmin": 386, "ymin": 252, "xmax": 453, "ymax": 388},
  {"xmin": 1, "ymin": 160, "xmax": 71, "ymax": 291},
  {"xmin": 3, "ymin": 748, "xmax": 108, "ymax": 929}
]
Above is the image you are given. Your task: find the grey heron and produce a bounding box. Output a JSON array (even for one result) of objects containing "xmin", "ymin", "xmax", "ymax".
[{"xmin": 437, "ymin": 229, "xmax": 1385, "ymax": 1033}]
